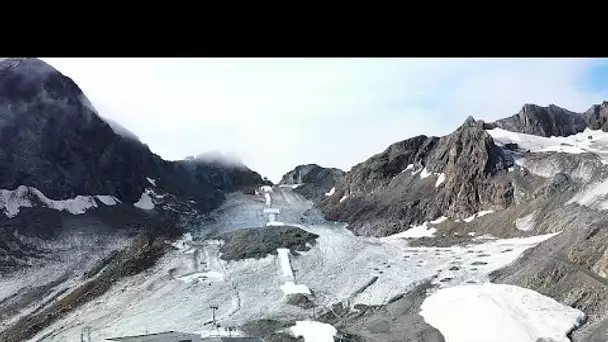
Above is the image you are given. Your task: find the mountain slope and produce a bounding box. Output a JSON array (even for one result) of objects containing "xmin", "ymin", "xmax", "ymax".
[
  {"xmin": 306, "ymin": 100, "xmax": 608, "ymax": 340},
  {"xmin": 318, "ymin": 116, "xmax": 516, "ymax": 236},
  {"xmin": 0, "ymin": 58, "xmax": 268, "ymax": 341}
]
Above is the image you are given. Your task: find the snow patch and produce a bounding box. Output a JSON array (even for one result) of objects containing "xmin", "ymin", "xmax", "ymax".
[
  {"xmin": 385, "ymin": 222, "xmax": 436, "ymax": 239},
  {"xmin": 324, "ymin": 187, "xmax": 336, "ymax": 197},
  {"xmin": 435, "ymin": 173, "xmax": 446, "ymax": 187},
  {"xmin": 420, "ymin": 168, "xmax": 432, "ymax": 179},
  {"xmin": 261, "ymin": 185, "xmax": 273, "ymax": 193},
  {"xmin": 96, "ymin": 195, "xmax": 120, "ymax": 206},
  {"xmin": 339, "ymin": 194, "xmax": 349, "ymax": 203},
  {"xmin": 281, "ymin": 281, "xmax": 311, "ymax": 295},
  {"xmin": 401, "ymin": 164, "xmax": 414, "ymax": 173},
  {"xmin": 146, "ymin": 177, "xmax": 157, "ymax": 187},
  {"xmin": 430, "ymin": 216, "xmax": 448, "ymax": 225},
  {"xmin": 515, "ymin": 211, "xmax": 536, "ymax": 232},
  {"xmin": 289, "ymin": 321, "xmax": 337, "ymax": 342},
  {"xmin": 133, "ymin": 190, "xmax": 155, "ymax": 210},
  {"xmin": 463, "ymin": 210, "xmax": 494, "ymax": 223},
  {"xmin": 33, "ymin": 189, "xmax": 99, "ymax": 215},
  {"xmin": 420, "ymin": 283, "xmax": 586, "ymax": 342},
  {"xmin": 0, "ymin": 186, "xmax": 119, "ymax": 217},
  {"xmin": 0, "ymin": 186, "xmax": 33, "ymax": 217},
  {"xmin": 178, "ymin": 271, "xmax": 224, "ymax": 283}
]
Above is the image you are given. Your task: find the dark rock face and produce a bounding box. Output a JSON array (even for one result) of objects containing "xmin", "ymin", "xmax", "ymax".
[
  {"xmin": 0, "ymin": 58, "xmax": 265, "ymax": 211},
  {"xmin": 319, "ymin": 117, "xmax": 514, "ymax": 236},
  {"xmin": 178, "ymin": 154, "xmax": 269, "ymax": 194},
  {"xmin": 584, "ymin": 101, "xmax": 608, "ymax": 132},
  {"xmin": 426, "ymin": 117, "xmax": 512, "ymax": 216},
  {"xmin": 280, "ymin": 164, "xmax": 345, "ymax": 201},
  {"xmin": 491, "ymin": 104, "xmax": 587, "ymax": 137}
]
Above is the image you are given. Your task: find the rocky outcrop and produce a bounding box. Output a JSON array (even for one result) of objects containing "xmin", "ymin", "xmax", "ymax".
[
  {"xmin": 319, "ymin": 117, "xmax": 515, "ymax": 236},
  {"xmin": 280, "ymin": 164, "xmax": 345, "ymax": 202},
  {"xmin": 490, "ymin": 104, "xmax": 587, "ymax": 137},
  {"xmin": 584, "ymin": 101, "xmax": 608, "ymax": 132}
]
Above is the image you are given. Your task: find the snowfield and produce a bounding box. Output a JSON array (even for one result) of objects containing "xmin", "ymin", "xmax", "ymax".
[
  {"xmin": 487, "ymin": 127, "xmax": 608, "ymax": 159},
  {"xmin": 21, "ymin": 187, "xmax": 574, "ymax": 342},
  {"xmin": 420, "ymin": 283, "xmax": 586, "ymax": 342},
  {"xmin": 0, "ymin": 185, "xmax": 120, "ymax": 217},
  {"xmin": 385, "ymin": 222, "xmax": 437, "ymax": 238}
]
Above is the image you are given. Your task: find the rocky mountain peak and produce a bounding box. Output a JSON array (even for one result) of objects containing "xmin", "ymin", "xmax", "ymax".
[
  {"xmin": 427, "ymin": 115, "xmax": 509, "ymax": 176},
  {"xmin": 492, "ymin": 103, "xmax": 587, "ymax": 137},
  {"xmin": 462, "ymin": 115, "xmax": 477, "ymax": 127},
  {"xmin": 280, "ymin": 164, "xmax": 346, "ymax": 202},
  {"xmin": 0, "ymin": 58, "xmax": 265, "ymax": 206}
]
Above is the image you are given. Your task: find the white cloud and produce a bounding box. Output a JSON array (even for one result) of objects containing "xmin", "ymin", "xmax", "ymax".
[{"xmin": 42, "ymin": 58, "xmax": 608, "ymax": 182}]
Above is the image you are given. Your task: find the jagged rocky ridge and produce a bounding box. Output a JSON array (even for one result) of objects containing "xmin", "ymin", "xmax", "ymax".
[
  {"xmin": 311, "ymin": 102, "xmax": 608, "ymax": 237},
  {"xmin": 317, "ymin": 116, "xmax": 514, "ymax": 236}
]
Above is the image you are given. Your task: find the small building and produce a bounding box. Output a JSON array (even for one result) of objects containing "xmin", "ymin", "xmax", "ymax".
[{"xmin": 104, "ymin": 331, "xmax": 202, "ymax": 342}]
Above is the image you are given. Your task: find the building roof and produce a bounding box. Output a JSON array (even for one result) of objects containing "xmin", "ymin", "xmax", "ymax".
[{"xmin": 105, "ymin": 330, "xmax": 200, "ymax": 341}]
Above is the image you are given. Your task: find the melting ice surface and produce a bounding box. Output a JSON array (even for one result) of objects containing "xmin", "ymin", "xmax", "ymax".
[{"xmin": 22, "ymin": 187, "xmax": 569, "ymax": 342}]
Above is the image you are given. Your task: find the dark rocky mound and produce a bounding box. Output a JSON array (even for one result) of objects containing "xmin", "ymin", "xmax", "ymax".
[
  {"xmin": 280, "ymin": 164, "xmax": 345, "ymax": 202},
  {"xmin": 319, "ymin": 116, "xmax": 514, "ymax": 236},
  {"xmin": 490, "ymin": 103, "xmax": 587, "ymax": 137},
  {"xmin": 179, "ymin": 152, "xmax": 271, "ymax": 194},
  {"xmin": 285, "ymin": 293, "xmax": 315, "ymax": 309},
  {"xmin": 218, "ymin": 225, "xmax": 319, "ymax": 261},
  {"xmin": 320, "ymin": 281, "xmax": 442, "ymax": 342}
]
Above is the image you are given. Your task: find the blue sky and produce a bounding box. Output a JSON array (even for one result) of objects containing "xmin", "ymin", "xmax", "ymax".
[{"xmin": 42, "ymin": 58, "xmax": 608, "ymax": 182}]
